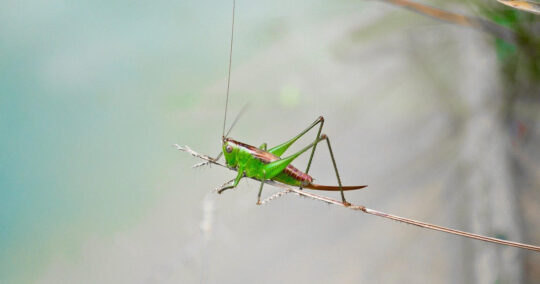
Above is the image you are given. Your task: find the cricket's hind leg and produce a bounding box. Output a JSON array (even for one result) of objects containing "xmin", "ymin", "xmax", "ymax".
[
  {"xmin": 296, "ymin": 116, "xmax": 350, "ymax": 205},
  {"xmin": 267, "ymin": 116, "xmax": 324, "ymax": 157},
  {"xmin": 303, "ymin": 116, "xmax": 324, "ymax": 176},
  {"xmin": 266, "ymin": 115, "xmax": 325, "ymax": 188},
  {"xmin": 263, "ymin": 130, "xmax": 351, "ymax": 206},
  {"xmin": 318, "ymin": 134, "xmax": 350, "ymax": 206},
  {"xmin": 303, "ymin": 132, "xmax": 350, "ymax": 206}
]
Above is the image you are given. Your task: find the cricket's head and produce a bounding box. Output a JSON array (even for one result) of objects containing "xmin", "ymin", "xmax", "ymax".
[{"xmin": 222, "ymin": 137, "xmax": 239, "ymax": 168}]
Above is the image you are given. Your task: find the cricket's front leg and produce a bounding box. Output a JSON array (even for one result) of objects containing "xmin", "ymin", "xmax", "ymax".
[
  {"xmin": 217, "ymin": 167, "xmax": 244, "ymax": 194},
  {"xmin": 214, "ymin": 178, "xmax": 234, "ymax": 193}
]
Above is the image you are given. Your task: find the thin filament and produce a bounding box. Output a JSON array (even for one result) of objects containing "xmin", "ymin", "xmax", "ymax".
[{"xmin": 223, "ymin": 0, "xmax": 235, "ymax": 138}]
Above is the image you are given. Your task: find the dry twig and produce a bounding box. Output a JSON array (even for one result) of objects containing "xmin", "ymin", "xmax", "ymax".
[
  {"xmin": 376, "ymin": 0, "xmax": 518, "ymax": 44},
  {"xmin": 497, "ymin": 0, "xmax": 540, "ymax": 14},
  {"xmin": 173, "ymin": 144, "xmax": 540, "ymax": 252}
]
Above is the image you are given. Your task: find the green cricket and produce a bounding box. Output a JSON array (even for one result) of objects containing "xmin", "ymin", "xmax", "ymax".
[
  {"xmin": 207, "ymin": 0, "xmax": 366, "ymax": 205},
  {"xmin": 218, "ymin": 116, "xmax": 367, "ymax": 205}
]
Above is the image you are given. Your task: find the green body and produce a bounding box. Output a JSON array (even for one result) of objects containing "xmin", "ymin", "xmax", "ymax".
[
  {"xmin": 217, "ymin": 117, "xmax": 366, "ymax": 201},
  {"xmin": 222, "ymin": 137, "xmax": 314, "ymax": 188}
]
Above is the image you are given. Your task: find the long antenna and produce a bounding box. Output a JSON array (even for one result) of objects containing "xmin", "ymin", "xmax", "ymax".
[
  {"xmin": 225, "ymin": 103, "xmax": 248, "ymax": 138},
  {"xmin": 222, "ymin": 0, "xmax": 236, "ymax": 138},
  {"xmin": 212, "ymin": 103, "xmax": 248, "ymax": 163}
]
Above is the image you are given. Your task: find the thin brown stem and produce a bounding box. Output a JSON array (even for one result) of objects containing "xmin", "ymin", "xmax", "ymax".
[
  {"xmin": 174, "ymin": 144, "xmax": 540, "ymax": 252},
  {"xmin": 375, "ymin": 0, "xmax": 517, "ymax": 44}
]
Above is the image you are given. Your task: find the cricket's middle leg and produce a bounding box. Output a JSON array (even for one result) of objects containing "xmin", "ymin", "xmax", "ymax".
[{"xmin": 256, "ymin": 171, "xmax": 266, "ymax": 205}]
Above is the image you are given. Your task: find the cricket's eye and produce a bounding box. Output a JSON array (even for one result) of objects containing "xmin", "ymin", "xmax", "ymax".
[{"xmin": 225, "ymin": 145, "xmax": 233, "ymax": 153}]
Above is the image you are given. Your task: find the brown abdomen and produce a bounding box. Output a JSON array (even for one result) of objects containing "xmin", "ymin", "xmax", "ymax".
[{"xmin": 282, "ymin": 164, "xmax": 313, "ymax": 185}]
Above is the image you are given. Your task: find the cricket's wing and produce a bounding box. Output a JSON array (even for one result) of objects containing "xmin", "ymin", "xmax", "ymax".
[{"xmin": 303, "ymin": 183, "xmax": 367, "ymax": 191}]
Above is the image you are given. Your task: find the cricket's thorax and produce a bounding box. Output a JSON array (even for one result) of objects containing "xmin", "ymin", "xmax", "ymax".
[{"xmin": 223, "ymin": 138, "xmax": 313, "ymax": 186}]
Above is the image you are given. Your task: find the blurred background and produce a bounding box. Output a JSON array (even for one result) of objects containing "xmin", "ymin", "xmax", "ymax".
[{"xmin": 1, "ymin": 0, "xmax": 539, "ymax": 283}]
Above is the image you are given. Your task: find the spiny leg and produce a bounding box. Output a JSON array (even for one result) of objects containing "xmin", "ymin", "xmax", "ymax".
[{"xmin": 259, "ymin": 189, "xmax": 292, "ymax": 205}]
